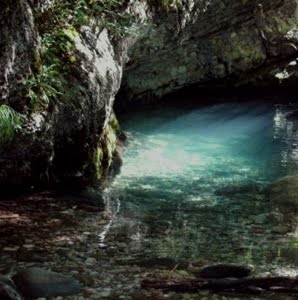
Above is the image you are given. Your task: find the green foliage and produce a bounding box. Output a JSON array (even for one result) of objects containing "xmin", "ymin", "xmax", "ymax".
[
  {"xmin": 161, "ymin": 0, "xmax": 182, "ymax": 8},
  {"xmin": 24, "ymin": 29, "xmax": 77, "ymax": 110},
  {"xmin": 25, "ymin": 65, "xmax": 62, "ymax": 110},
  {"xmin": 0, "ymin": 105, "xmax": 22, "ymax": 142},
  {"xmin": 25, "ymin": 0, "xmax": 141, "ymax": 110},
  {"xmin": 35, "ymin": 0, "xmax": 135, "ymax": 37},
  {"xmin": 25, "ymin": 0, "xmax": 163, "ymax": 110}
]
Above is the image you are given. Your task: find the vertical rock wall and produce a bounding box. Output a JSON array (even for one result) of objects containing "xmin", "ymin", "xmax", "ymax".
[
  {"xmin": 0, "ymin": 0, "xmax": 147, "ymax": 191},
  {"xmin": 120, "ymin": 0, "xmax": 298, "ymax": 103}
]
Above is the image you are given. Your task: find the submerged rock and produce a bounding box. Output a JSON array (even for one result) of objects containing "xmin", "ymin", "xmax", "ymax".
[
  {"xmin": 12, "ymin": 268, "xmax": 82, "ymax": 298},
  {"xmin": 198, "ymin": 264, "xmax": 254, "ymax": 279},
  {"xmin": 215, "ymin": 183, "xmax": 260, "ymax": 196},
  {"xmin": 268, "ymin": 175, "xmax": 298, "ymax": 208},
  {"xmin": 0, "ymin": 275, "xmax": 23, "ymax": 300}
]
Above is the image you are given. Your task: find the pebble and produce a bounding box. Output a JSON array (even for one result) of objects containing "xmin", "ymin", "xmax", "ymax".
[
  {"xmin": 23, "ymin": 244, "xmax": 35, "ymax": 249},
  {"xmin": 84, "ymin": 257, "xmax": 97, "ymax": 265},
  {"xmin": 98, "ymin": 288, "xmax": 111, "ymax": 297},
  {"xmin": 3, "ymin": 247, "xmax": 20, "ymax": 252},
  {"xmin": 83, "ymin": 288, "xmax": 97, "ymax": 296}
]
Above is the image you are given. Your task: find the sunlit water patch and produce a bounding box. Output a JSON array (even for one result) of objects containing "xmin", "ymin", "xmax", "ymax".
[{"xmin": 99, "ymin": 101, "xmax": 298, "ymax": 298}]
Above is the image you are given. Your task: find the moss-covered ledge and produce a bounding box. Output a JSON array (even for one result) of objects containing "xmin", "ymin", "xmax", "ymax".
[{"xmin": 86, "ymin": 112, "xmax": 123, "ymax": 185}]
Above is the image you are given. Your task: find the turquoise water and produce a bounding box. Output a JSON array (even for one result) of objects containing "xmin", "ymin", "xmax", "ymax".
[{"xmin": 101, "ymin": 101, "xmax": 298, "ymax": 298}]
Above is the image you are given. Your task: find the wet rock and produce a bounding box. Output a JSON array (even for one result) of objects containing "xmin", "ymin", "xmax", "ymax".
[
  {"xmin": 215, "ymin": 184, "xmax": 260, "ymax": 196},
  {"xmin": 250, "ymin": 213, "xmax": 269, "ymax": 225},
  {"xmin": 84, "ymin": 257, "xmax": 97, "ymax": 266},
  {"xmin": 12, "ymin": 267, "xmax": 82, "ymax": 298},
  {"xmin": 198, "ymin": 264, "xmax": 254, "ymax": 279},
  {"xmin": 251, "ymin": 226, "xmax": 267, "ymax": 234},
  {"xmin": 268, "ymin": 175, "xmax": 298, "ymax": 208},
  {"xmin": 271, "ymin": 225, "xmax": 292, "ymax": 234},
  {"xmin": 0, "ymin": 275, "xmax": 23, "ymax": 300},
  {"xmin": 78, "ymin": 187, "xmax": 105, "ymax": 207},
  {"xmin": 97, "ymin": 288, "xmax": 111, "ymax": 298}
]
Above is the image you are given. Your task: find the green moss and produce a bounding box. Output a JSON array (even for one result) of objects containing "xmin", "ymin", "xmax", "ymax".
[
  {"xmin": 109, "ymin": 112, "xmax": 121, "ymax": 134},
  {"xmin": 161, "ymin": 0, "xmax": 182, "ymax": 8},
  {"xmin": 272, "ymin": 16, "xmax": 297, "ymax": 35},
  {"xmin": 104, "ymin": 124, "xmax": 117, "ymax": 166},
  {"xmin": 32, "ymin": 50, "xmax": 42, "ymax": 74},
  {"xmin": 91, "ymin": 146, "xmax": 104, "ymax": 180},
  {"xmin": 63, "ymin": 28, "xmax": 80, "ymax": 40},
  {"xmin": 86, "ymin": 112, "xmax": 121, "ymax": 182}
]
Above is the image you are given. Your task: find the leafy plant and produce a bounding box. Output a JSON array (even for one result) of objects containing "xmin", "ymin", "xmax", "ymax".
[
  {"xmin": 24, "ymin": 29, "xmax": 76, "ymax": 110},
  {"xmin": 35, "ymin": 0, "xmax": 134, "ymax": 37},
  {"xmin": 25, "ymin": 0, "xmax": 162, "ymax": 110},
  {"xmin": 161, "ymin": 0, "xmax": 182, "ymax": 9},
  {"xmin": 25, "ymin": 65, "xmax": 62, "ymax": 110},
  {"xmin": 0, "ymin": 105, "xmax": 22, "ymax": 142}
]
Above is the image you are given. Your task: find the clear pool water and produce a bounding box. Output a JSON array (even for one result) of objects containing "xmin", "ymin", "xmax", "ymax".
[{"xmin": 100, "ymin": 101, "xmax": 298, "ymax": 298}]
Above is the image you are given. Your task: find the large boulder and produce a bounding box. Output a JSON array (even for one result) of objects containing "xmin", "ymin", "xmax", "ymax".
[
  {"xmin": 0, "ymin": 0, "xmax": 147, "ymax": 191},
  {"xmin": 0, "ymin": 275, "xmax": 23, "ymax": 300}
]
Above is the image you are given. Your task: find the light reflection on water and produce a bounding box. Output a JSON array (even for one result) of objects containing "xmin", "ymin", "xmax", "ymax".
[
  {"xmin": 104, "ymin": 101, "xmax": 298, "ymax": 277},
  {"xmin": 273, "ymin": 105, "xmax": 298, "ymax": 170}
]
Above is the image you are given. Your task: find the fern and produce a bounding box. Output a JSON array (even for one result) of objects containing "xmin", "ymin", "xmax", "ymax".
[{"xmin": 0, "ymin": 105, "xmax": 22, "ymax": 142}]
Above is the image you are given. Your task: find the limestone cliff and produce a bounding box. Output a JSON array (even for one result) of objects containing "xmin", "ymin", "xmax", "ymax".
[
  {"xmin": 0, "ymin": 0, "xmax": 297, "ymax": 191},
  {"xmin": 121, "ymin": 0, "xmax": 298, "ymax": 103},
  {"xmin": 0, "ymin": 0, "xmax": 147, "ymax": 191}
]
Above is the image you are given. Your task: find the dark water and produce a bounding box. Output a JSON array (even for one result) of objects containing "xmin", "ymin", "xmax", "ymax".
[{"xmin": 100, "ymin": 101, "xmax": 298, "ymax": 298}]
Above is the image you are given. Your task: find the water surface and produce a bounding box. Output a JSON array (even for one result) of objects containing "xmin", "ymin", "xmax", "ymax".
[{"xmin": 100, "ymin": 101, "xmax": 298, "ymax": 298}]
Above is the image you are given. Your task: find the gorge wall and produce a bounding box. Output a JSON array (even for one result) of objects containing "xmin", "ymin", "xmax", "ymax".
[
  {"xmin": 0, "ymin": 0, "xmax": 297, "ymax": 191},
  {"xmin": 121, "ymin": 0, "xmax": 298, "ymax": 103}
]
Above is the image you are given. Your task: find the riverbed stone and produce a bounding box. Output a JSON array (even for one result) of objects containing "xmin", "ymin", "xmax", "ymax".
[
  {"xmin": 12, "ymin": 267, "xmax": 82, "ymax": 298},
  {"xmin": 271, "ymin": 225, "xmax": 292, "ymax": 234},
  {"xmin": 268, "ymin": 175, "xmax": 298, "ymax": 208},
  {"xmin": 215, "ymin": 183, "xmax": 260, "ymax": 196}
]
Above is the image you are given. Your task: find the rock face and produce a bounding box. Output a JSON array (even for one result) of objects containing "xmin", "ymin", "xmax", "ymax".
[
  {"xmin": 120, "ymin": 0, "xmax": 298, "ymax": 103},
  {"xmin": 0, "ymin": 0, "xmax": 146, "ymax": 191},
  {"xmin": 0, "ymin": 0, "xmax": 298, "ymax": 190}
]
